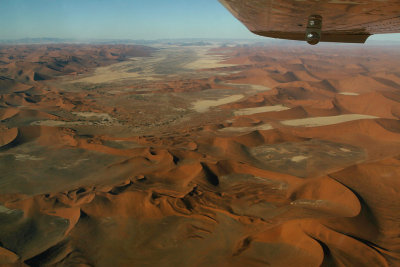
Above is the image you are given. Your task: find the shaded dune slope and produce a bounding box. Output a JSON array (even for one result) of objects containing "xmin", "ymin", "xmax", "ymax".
[{"xmin": 0, "ymin": 44, "xmax": 399, "ymax": 266}]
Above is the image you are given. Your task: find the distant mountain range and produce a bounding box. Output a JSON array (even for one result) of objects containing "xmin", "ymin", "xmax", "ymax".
[
  {"xmin": 0, "ymin": 37, "xmax": 398, "ymax": 45},
  {"xmin": 0, "ymin": 37, "xmax": 262, "ymax": 45}
]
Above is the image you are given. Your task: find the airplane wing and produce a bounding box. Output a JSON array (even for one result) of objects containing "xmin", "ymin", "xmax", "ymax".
[{"xmin": 219, "ymin": 0, "xmax": 400, "ymax": 44}]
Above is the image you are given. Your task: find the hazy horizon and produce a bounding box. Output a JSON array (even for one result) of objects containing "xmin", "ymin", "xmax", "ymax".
[
  {"xmin": 2, "ymin": 0, "xmax": 400, "ymax": 43},
  {"xmin": 1, "ymin": 2, "xmax": 400, "ymax": 265},
  {"xmin": 1, "ymin": 0, "xmax": 255, "ymax": 40}
]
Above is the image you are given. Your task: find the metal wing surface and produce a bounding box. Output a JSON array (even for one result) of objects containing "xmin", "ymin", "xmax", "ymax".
[{"xmin": 219, "ymin": 0, "xmax": 400, "ymax": 44}]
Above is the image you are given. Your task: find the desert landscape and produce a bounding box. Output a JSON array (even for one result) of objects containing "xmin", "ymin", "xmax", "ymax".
[{"xmin": 0, "ymin": 42, "xmax": 399, "ymax": 266}]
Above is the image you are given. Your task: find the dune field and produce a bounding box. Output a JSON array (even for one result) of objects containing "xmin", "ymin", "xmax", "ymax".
[{"xmin": 0, "ymin": 43, "xmax": 399, "ymax": 266}]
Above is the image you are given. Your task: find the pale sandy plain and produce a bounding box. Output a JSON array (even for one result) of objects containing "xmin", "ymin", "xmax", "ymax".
[{"xmin": 0, "ymin": 43, "xmax": 399, "ymax": 266}]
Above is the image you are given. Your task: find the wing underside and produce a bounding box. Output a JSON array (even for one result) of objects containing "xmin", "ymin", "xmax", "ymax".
[{"xmin": 219, "ymin": 0, "xmax": 400, "ymax": 43}]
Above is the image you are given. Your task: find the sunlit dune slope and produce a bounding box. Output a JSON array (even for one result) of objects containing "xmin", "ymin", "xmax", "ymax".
[{"xmin": 0, "ymin": 44, "xmax": 399, "ymax": 266}]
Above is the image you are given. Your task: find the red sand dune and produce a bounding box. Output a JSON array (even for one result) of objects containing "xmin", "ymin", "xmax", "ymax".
[{"xmin": 0, "ymin": 44, "xmax": 399, "ymax": 266}]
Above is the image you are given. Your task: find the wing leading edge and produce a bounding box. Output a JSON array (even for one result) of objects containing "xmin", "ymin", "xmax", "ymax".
[{"xmin": 219, "ymin": 0, "xmax": 400, "ymax": 44}]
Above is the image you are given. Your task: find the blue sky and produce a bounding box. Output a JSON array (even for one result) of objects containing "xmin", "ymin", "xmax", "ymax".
[
  {"xmin": 1, "ymin": 0, "xmax": 399, "ymax": 42},
  {"xmin": 0, "ymin": 0, "xmax": 256, "ymax": 39}
]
